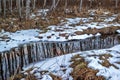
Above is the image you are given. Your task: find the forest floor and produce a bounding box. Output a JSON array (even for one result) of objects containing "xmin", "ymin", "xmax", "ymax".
[
  {"xmin": 10, "ymin": 45, "xmax": 120, "ymax": 80},
  {"xmin": 1, "ymin": 8, "xmax": 120, "ymax": 80},
  {"xmin": 0, "ymin": 8, "xmax": 120, "ymax": 33},
  {"xmin": 1, "ymin": 8, "xmax": 120, "ymax": 52}
]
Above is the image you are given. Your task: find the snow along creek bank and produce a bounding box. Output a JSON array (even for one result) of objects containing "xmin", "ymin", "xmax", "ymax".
[
  {"xmin": 1, "ymin": 13, "xmax": 120, "ymax": 52},
  {"xmin": 20, "ymin": 44, "xmax": 120, "ymax": 80},
  {"xmin": 0, "ymin": 13, "xmax": 120, "ymax": 79},
  {"xmin": 0, "ymin": 33, "xmax": 120, "ymax": 80}
]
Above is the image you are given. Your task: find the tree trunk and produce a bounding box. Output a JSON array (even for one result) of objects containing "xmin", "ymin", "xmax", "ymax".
[
  {"xmin": 90, "ymin": 0, "xmax": 93, "ymax": 8},
  {"xmin": 54, "ymin": 0, "xmax": 60, "ymax": 10},
  {"xmin": 79, "ymin": 0, "xmax": 83, "ymax": 12},
  {"xmin": 51, "ymin": 0, "xmax": 60, "ymax": 11},
  {"xmin": 33, "ymin": 0, "xmax": 36, "ymax": 9},
  {"xmin": 26, "ymin": 0, "xmax": 30, "ymax": 20},
  {"xmin": 10, "ymin": 0, "xmax": 13, "ymax": 13},
  {"xmin": 18, "ymin": 0, "xmax": 22, "ymax": 19},
  {"xmin": 0, "ymin": 0, "xmax": 1, "ymax": 14},
  {"xmin": 43, "ymin": 0, "xmax": 46, "ymax": 8},
  {"xmin": 8, "ymin": 0, "xmax": 11, "ymax": 13},
  {"xmin": 21, "ymin": 0, "xmax": 24, "ymax": 9},
  {"xmin": 115, "ymin": 0, "xmax": 118, "ymax": 8},
  {"xmin": 64, "ymin": 0, "xmax": 67, "ymax": 12},
  {"xmin": 50, "ymin": 0, "xmax": 56, "ymax": 11},
  {"xmin": 3, "ymin": 0, "xmax": 6, "ymax": 18}
]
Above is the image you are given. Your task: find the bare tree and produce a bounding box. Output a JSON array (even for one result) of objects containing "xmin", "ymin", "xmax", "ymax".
[
  {"xmin": 21, "ymin": 0, "xmax": 24, "ymax": 9},
  {"xmin": 10, "ymin": 0, "xmax": 13, "ymax": 13},
  {"xmin": 115, "ymin": 0, "xmax": 118, "ymax": 8},
  {"xmin": 54, "ymin": 0, "xmax": 60, "ymax": 10},
  {"xmin": 33, "ymin": 0, "xmax": 36, "ymax": 9},
  {"xmin": 50, "ymin": 0, "xmax": 60, "ymax": 11},
  {"xmin": 3, "ymin": 0, "xmax": 6, "ymax": 18},
  {"xmin": 43, "ymin": 0, "xmax": 47, "ymax": 8},
  {"xmin": 18, "ymin": 0, "xmax": 22, "ymax": 18},
  {"xmin": 89, "ymin": 0, "xmax": 93, "ymax": 8},
  {"xmin": 26, "ymin": 0, "xmax": 31, "ymax": 19},
  {"xmin": 50, "ymin": 0, "xmax": 56, "ymax": 11},
  {"xmin": 64, "ymin": 0, "xmax": 68, "ymax": 12},
  {"xmin": 79, "ymin": 0, "xmax": 83, "ymax": 12},
  {"xmin": 0, "ymin": 0, "xmax": 1, "ymax": 14}
]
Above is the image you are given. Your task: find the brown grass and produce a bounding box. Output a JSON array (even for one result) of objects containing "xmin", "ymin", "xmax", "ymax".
[
  {"xmin": 98, "ymin": 54, "xmax": 119, "ymax": 69},
  {"xmin": 70, "ymin": 54, "xmax": 105, "ymax": 80},
  {"xmin": 0, "ymin": 7, "xmax": 119, "ymax": 33},
  {"xmin": 74, "ymin": 26, "xmax": 119, "ymax": 35},
  {"xmin": 10, "ymin": 67, "xmax": 62, "ymax": 80},
  {"xmin": 49, "ymin": 73, "xmax": 62, "ymax": 80}
]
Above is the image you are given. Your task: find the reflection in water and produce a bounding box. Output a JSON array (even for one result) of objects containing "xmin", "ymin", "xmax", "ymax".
[{"xmin": 0, "ymin": 34, "xmax": 120, "ymax": 79}]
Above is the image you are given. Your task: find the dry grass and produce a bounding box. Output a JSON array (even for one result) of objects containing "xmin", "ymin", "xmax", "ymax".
[
  {"xmin": 70, "ymin": 54, "xmax": 105, "ymax": 80},
  {"xmin": 74, "ymin": 26, "xmax": 120, "ymax": 35},
  {"xmin": 10, "ymin": 66, "xmax": 62, "ymax": 80},
  {"xmin": 49, "ymin": 73, "xmax": 62, "ymax": 80},
  {"xmin": 99, "ymin": 54, "xmax": 113, "ymax": 60},
  {"xmin": 99, "ymin": 54, "xmax": 112, "ymax": 67},
  {"xmin": 10, "ymin": 54, "xmax": 106, "ymax": 80},
  {"xmin": 98, "ymin": 54, "xmax": 119, "ymax": 69},
  {"xmin": 0, "ymin": 7, "xmax": 119, "ymax": 33}
]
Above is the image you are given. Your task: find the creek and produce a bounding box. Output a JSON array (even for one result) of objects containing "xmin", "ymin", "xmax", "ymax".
[{"xmin": 0, "ymin": 34, "xmax": 120, "ymax": 80}]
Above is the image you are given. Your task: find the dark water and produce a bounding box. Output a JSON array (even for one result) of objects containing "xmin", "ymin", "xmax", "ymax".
[{"xmin": 0, "ymin": 34, "xmax": 120, "ymax": 80}]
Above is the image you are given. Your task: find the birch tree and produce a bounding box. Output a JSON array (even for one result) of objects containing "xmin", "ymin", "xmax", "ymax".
[
  {"xmin": 10, "ymin": 0, "xmax": 13, "ymax": 13},
  {"xmin": 3, "ymin": 0, "xmax": 6, "ymax": 18},
  {"xmin": 115, "ymin": 0, "xmax": 118, "ymax": 8},
  {"xmin": 0, "ymin": 0, "xmax": 1, "ymax": 14},
  {"xmin": 79, "ymin": 0, "xmax": 83, "ymax": 12},
  {"xmin": 18, "ymin": 0, "xmax": 22, "ymax": 18},
  {"xmin": 89, "ymin": 0, "xmax": 93, "ymax": 8},
  {"xmin": 64, "ymin": 0, "xmax": 68, "ymax": 12},
  {"xmin": 54, "ymin": 0, "xmax": 60, "ymax": 10},
  {"xmin": 21, "ymin": 0, "xmax": 24, "ymax": 9},
  {"xmin": 8, "ymin": 0, "xmax": 11, "ymax": 12},
  {"xmin": 50, "ymin": 0, "xmax": 56, "ymax": 11},
  {"xmin": 43, "ymin": 0, "xmax": 46, "ymax": 8},
  {"xmin": 33, "ymin": 0, "xmax": 36, "ymax": 9},
  {"xmin": 26, "ymin": 0, "xmax": 31, "ymax": 19}
]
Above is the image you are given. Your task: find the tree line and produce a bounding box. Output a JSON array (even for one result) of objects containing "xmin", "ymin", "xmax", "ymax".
[{"xmin": 0, "ymin": 0, "xmax": 119, "ymax": 19}]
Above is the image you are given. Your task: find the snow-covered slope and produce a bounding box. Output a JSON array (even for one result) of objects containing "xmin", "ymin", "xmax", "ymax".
[
  {"xmin": 22, "ymin": 45, "xmax": 120, "ymax": 80},
  {"xmin": 1, "ymin": 14, "xmax": 120, "ymax": 52}
]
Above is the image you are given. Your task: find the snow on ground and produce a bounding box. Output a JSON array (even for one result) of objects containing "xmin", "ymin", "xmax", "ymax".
[
  {"xmin": 79, "ymin": 46, "xmax": 120, "ymax": 80},
  {"xmin": 0, "ymin": 28, "xmax": 95, "ymax": 52},
  {"xmin": 23, "ymin": 53, "xmax": 75, "ymax": 80},
  {"xmin": 0, "ymin": 29, "xmax": 41, "ymax": 52},
  {"xmin": 0, "ymin": 12, "xmax": 120, "ymax": 52},
  {"xmin": 0, "ymin": 9, "xmax": 120, "ymax": 79},
  {"xmin": 23, "ymin": 45, "xmax": 120, "ymax": 80}
]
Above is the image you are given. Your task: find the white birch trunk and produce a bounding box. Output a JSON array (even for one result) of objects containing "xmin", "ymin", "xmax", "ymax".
[
  {"xmin": 33, "ymin": 0, "xmax": 36, "ymax": 9},
  {"xmin": 21, "ymin": 0, "xmax": 24, "ymax": 9},
  {"xmin": 115, "ymin": 0, "xmax": 118, "ymax": 8},
  {"xmin": 64, "ymin": 0, "xmax": 67, "ymax": 12},
  {"xmin": 53, "ymin": 0, "xmax": 56, "ymax": 8},
  {"xmin": 3, "ymin": 0, "xmax": 6, "ymax": 17},
  {"xmin": 16, "ymin": 0, "xmax": 18, "ymax": 9},
  {"xmin": 50, "ymin": 0, "xmax": 60, "ymax": 11},
  {"xmin": 90, "ymin": 0, "xmax": 92, "ymax": 8},
  {"xmin": 54, "ymin": 0, "xmax": 60, "ymax": 10},
  {"xmin": 8, "ymin": 0, "xmax": 11, "ymax": 12},
  {"xmin": 18, "ymin": 0, "xmax": 22, "ymax": 18},
  {"xmin": 43, "ymin": 0, "xmax": 46, "ymax": 8},
  {"xmin": 50, "ymin": 0, "xmax": 56, "ymax": 11},
  {"xmin": 0, "ymin": 0, "xmax": 1, "ymax": 13},
  {"xmin": 79, "ymin": 0, "xmax": 83, "ymax": 12},
  {"xmin": 26, "ymin": 0, "xmax": 31, "ymax": 19},
  {"xmin": 10, "ymin": 0, "xmax": 13, "ymax": 13}
]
